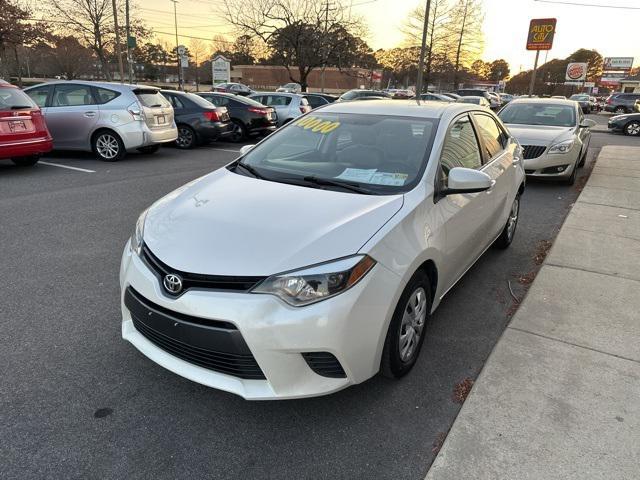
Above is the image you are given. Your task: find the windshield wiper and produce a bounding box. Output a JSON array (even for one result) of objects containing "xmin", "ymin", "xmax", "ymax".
[
  {"xmin": 302, "ymin": 176, "xmax": 375, "ymax": 194},
  {"xmin": 233, "ymin": 161, "xmax": 266, "ymax": 179}
]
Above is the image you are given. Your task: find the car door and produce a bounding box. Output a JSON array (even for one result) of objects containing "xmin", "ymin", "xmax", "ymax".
[
  {"xmin": 165, "ymin": 93, "xmax": 186, "ymax": 122},
  {"xmin": 434, "ymin": 114, "xmax": 497, "ymax": 288},
  {"xmin": 472, "ymin": 111, "xmax": 515, "ymax": 238},
  {"xmin": 46, "ymin": 84, "xmax": 99, "ymax": 149}
]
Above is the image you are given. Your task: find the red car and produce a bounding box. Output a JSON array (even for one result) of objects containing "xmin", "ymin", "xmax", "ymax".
[{"xmin": 0, "ymin": 80, "xmax": 53, "ymax": 166}]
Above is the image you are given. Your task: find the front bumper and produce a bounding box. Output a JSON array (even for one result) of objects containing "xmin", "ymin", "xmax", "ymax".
[
  {"xmin": 607, "ymin": 120, "xmax": 626, "ymax": 133},
  {"xmin": 120, "ymin": 242, "xmax": 400, "ymax": 400},
  {"xmin": 523, "ymin": 145, "xmax": 581, "ymax": 178}
]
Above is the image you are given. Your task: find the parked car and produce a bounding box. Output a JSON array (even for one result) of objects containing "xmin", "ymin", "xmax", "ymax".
[
  {"xmin": 456, "ymin": 96, "xmax": 491, "ymax": 108},
  {"xmin": 390, "ymin": 89, "xmax": 415, "ymax": 99},
  {"xmin": 569, "ymin": 94, "xmax": 591, "ymax": 113},
  {"xmin": 589, "ymin": 96, "xmax": 599, "ymax": 112},
  {"xmin": 0, "ymin": 79, "xmax": 52, "ymax": 166},
  {"xmin": 302, "ymin": 93, "xmax": 337, "ymax": 109},
  {"xmin": 604, "ymin": 92, "xmax": 640, "ymax": 114},
  {"xmin": 24, "ymin": 81, "xmax": 177, "ymax": 161},
  {"xmin": 160, "ymin": 90, "xmax": 232, "ymax": 149},
  {"xmin": 121, "ymin": 100, "xmax": 525, "ymax": 399},
  {"xmin": 499, "ymin": 93, "xmax": 514, "ymax": 103},
  {"xmin": 487, "ymin": 92, "xmax": 502, "ymax": 109},
  {"xmin": 276, "ymin": 83, "xmax": 302, "ymax": 94},
  {"xmin": 551, "ymin": 95, "xmax": 567, "ymax": 99},
  {"xmin": 337, "ymin": 89, "xmax": 391, "ymax": 102},
  {"xmin": 212, "ymin": 83, "xmax": 254, "ymax": 96},
  {"xmin": 248, "ymin": 92, "xmax": 312, "ymax": 126},
  {"xmin": 457, "ymin": 89, "xmax": 497, "ymax": 108},
  {"xmin": 420, "ymin": 93, "xmax": 453, "ymax": 102},
  {"xmin": 197, "ymin": 92, "xmax": 277, "ymax": 142},
  {"xmin": 498, "ymin": 98, "xmax": 596, "ymax": 185},
  {"xmin": 607, "ymin": 112, "xmax": 640, "ymax": 136}
]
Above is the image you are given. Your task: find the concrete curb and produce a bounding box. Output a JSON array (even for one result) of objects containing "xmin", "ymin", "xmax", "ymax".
[{"xmin": 425, "ymin": 146, "xmax": 640, "ymax": 480}]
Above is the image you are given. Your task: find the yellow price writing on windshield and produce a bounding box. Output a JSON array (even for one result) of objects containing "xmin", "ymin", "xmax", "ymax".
[{"xmin": 295, "ymin": 116, "xmax": 340, "ymax": 134}]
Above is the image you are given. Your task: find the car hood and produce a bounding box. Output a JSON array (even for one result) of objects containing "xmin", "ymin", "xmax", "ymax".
[
  {"xmin": 143, "ymin": 168, "xmax": 403, "ymax": 276},
  {"xmin": 505, "ymin": 124, "xmax": 575, "ymax": 145}
]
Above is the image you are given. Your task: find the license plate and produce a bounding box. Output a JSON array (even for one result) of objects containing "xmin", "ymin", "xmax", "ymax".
[
  {"xmin": 9, "ymin": 120, "xmax": 27, "ymax": 132},
  {"xmin": 156, "ymin": 115, "xmax": 166, "ymax": 125}
]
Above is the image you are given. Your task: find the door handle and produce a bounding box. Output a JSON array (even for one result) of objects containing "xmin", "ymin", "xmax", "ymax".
[{"xmin": 84, "ymin": 111, "xmax": 97, "ymax": 118}]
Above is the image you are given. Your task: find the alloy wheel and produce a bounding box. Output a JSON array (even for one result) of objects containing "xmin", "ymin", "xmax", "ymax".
[
  {"xmin": 615, "ymin": 107, "xmax": 626, "ymax": 114},
  {"xmin": 398, "ymin": 287, "xmax": 428, "ymax": 362},
  {"xmin": 176, "ymin": 127, "xmax": 194, "ymax": 148},
  {"xmin": 95, "ymin": 134, "xmax": 119, "ymax": 160},
  {"xmin": 625, "ymin": 122, "xmax": 640, "ymax": 136},
  {"xmin": 230, "ymin": 122, "xmax": 244, "ymax": 142}
]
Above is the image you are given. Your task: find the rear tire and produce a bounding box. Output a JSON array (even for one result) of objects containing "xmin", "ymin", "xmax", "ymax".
[
  {"xmin": 11, "ymin": 155, "xmax": 40, "ymax": 167},
  {"xmin": 137, "ymin": 145, "xmax": 160, "ymax": 154},
  {"xmin": 381, "ymin": 270, "xmax": 431, "ymax": 379},
  {"xmin": 494, "ymin": 193, "xmax": 520, "ymax": 249},
  {"xmin": 92, "ymin": 130, "xmax": 125, "ymax": 162},
  {"xmin": 624, "ymin": 121, "xmax": 640, "ymax": 136},
  {"xmin": 229, "ymin": 120, "xmax": 247, "ymax": 143},
  {"xmin": 176, "ymin": 125, "xmax": 196, "ymax": 149}
]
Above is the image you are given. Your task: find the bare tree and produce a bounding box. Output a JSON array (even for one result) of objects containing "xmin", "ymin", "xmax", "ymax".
[
  {"xmin": 189, "ymin": 38, "xmax": 209, "ymax": 90},
  {"xmin": 219, "ymin": 0, "xmax": 363, "ymax": 91},
  {"xmin": 448, "ymin": 0, "xmax": 484, "ymax": 90}
]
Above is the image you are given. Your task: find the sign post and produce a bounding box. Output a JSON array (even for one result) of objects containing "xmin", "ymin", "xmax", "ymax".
[{"xmin": 526, "ymin": 18, "xmax": 557, "ymax": 96}]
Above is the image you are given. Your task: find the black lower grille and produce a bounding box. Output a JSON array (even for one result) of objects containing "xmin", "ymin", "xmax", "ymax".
[
  {"xmin": 302, "ymin": 352, "xmax": 346, "ymax": 378},
  {"xmin": 126, "ymin": 287, "xmax": 265, "ymax": 380},
  {"xmin": 141, "ymin": 244, "xmax": 266, "ymax": 296},
  {"xmin": 522, "ymin": 145, "xmax": 546, "ymax": 160}
]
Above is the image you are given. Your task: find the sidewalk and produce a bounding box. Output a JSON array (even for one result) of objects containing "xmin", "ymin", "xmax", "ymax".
[{"xmin": 426, "ymin": 146, "xmax": 640, "ymax": 480}]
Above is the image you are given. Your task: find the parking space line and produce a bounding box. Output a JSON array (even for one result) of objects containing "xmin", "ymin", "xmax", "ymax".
[{"xmin": 39, "ymin": 162, "xmax": 96, "ymax": 173}]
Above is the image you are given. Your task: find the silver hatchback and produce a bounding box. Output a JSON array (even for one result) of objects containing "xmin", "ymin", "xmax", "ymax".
[
  {"xmin": 24, "ymin": 81, "xmax": 178, "ymax": 161},
  {"xmin": 248, "ymin": 92, "xmax": 311, "ymax": 126}
]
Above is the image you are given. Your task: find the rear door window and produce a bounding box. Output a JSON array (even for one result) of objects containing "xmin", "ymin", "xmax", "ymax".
[
  {"xmin": 25, "ymin": 85, "xmax": 50, "ymax": 108},
  {"xmin": 51, "ymin": 84, "xmax": 95, "ymax": 107},
  {"xmin": 265, "ymin": 95, "xmax": 292, "ymax": 106}
]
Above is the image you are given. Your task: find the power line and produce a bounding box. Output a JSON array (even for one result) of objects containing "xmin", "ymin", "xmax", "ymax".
[{"xmin": 533, "ymin": 0, "xmax": 640, "ymax": 9}]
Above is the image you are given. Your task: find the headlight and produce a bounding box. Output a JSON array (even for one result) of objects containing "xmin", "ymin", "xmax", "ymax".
[
  {"xmin": 129, "ymin": 209, "xmax": 148, "ymax": 256},
  {"xmin": 548, "ymin": 139, "xmax": 574, "ymax": 154},
  {"xmin": 251, "ymin": 255, "xmax": 376, "ymax": 306}
]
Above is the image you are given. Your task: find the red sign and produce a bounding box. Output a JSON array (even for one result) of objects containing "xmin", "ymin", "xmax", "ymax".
[
  {"xmin": 526, "ymin": 18, "xmax": 557, "ymax": 51},
  {"xmin": 371, "ymin": 70, "xmax": 382, "ymax": 82}
]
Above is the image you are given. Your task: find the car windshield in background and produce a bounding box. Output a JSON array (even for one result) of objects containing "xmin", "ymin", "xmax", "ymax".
[
  {"xmin": 187, "ymin": 93, "xmax": 219, "ymax": 108},
  {"xmin": 499, "ymin": 103, "xmax": 576, "ymax": 127},
  {"xmin": 136, "ymin": 90, "xmax": 171, "ymax": 108},
  {"xmin": 0, "ymin": 88, "xmax": 37, "ymax": 110},
  {"xmin": 570, "ymin": 94, "xmax": 589, "ymax": 101},
  {"xmin": 239, "ymin": 113, "xmax": 438, "ymax": 194}
]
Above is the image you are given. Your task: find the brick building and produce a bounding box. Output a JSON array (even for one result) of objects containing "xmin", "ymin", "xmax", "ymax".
[{"xmin": 230, "ymin": 65, "xmax": 375, "ymax": 93}]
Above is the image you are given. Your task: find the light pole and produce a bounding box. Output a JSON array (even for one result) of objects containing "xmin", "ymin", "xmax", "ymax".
[
  {"xmin": 111, "ymin": 0, "xmax": 124, "ymax": 82},
  {"xmin": 415, "ymin": 0, "xmax": 432, "ymax": 97},
  {"xmin": 171, "ymin": 0, "xmax": 182, "ymax": 90},
  {"xmin": 125, "ymin": 0, "xmax": 133, "ymax": 83}
]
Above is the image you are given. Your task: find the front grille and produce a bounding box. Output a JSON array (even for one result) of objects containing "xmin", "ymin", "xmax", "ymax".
[
  {"xmin": 126, "ymin": 287, "xmax": 265, "ymax": 380},
  {"xmin": 302, "ymin": 352, "xmax": 346, "ymax": 378},
  {"xmin": 141, "ymin": 244, "xmax": 266, "ymax": 295},
  {"xmin": 522, "ymin": 145, "xmax": 546, "ymax": 160}
]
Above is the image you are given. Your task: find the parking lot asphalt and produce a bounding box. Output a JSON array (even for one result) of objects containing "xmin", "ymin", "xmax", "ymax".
[{"xmin": 1, "ymin": 121, "xmax": 637, "ymax": 480}]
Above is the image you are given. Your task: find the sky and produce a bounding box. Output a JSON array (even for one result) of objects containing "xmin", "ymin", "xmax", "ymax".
[{"xmin": 141, "ymin": 0, "xmax": 640, "ymax": 73}]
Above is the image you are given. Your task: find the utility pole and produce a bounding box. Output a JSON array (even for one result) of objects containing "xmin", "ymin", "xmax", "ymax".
[
  {"xmin": 320, "ymin": 0, "xmax": 330, "ymax": 93},
  {"xmin": 171, "ymin": 0, "xmax": 182, "ymax": 90},
  {"xmin": 125, "ymin": 0, "xmax": 133, "ymax": 83},
  {"xmin": 528, "ymin": 50, "xmax": 540, "ymax": 97},
  {"xmin": 415, "ymin": 0, "xmax": 431, "ymax": 98},
  {"xmin": 112, "ymin": 0, "xmax": 125, "ymax": 83}
]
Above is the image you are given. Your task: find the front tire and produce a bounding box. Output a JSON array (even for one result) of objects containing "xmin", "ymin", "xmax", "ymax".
[
  {"xmin": 494, "ymin": 193, "xmax": 520, "ymax": 249},
  {"xmin": 381, "ymin": 270, "xmax": 431, "ymax": 379},
  {"xmin": 615, "ymin": 106, "xmax": 627, "ymax": 114},
  {"xmin": 176, "ymin": 125, "xmax": 196, "ymax": 149},
  {"xmin": 92, "ymin": 130, "xmax": 125, "ymax": 162},
  {"xmin": 564, "ymin": 162, "xmax": 578, "ymax": 186},
  {"xmin": 624, "ymin": 121, "xmax": 640, "ymax": 136},
  {"xmin": 11, "ymin": 155, "xmax": 40, "ymax": 167}
]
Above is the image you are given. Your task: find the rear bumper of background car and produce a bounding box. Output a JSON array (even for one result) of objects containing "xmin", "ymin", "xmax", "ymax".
[
  {"xmin": 0, "ymin": 135, "xmax": 53, "ymax": 160},
  {"xmin": 120, "ymin": 241, "xmax": 401, "ymax": 400}
]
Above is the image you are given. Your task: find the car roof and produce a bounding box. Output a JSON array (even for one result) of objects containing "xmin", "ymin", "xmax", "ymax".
[
  {"xmin": 315, "ymin": 99, "xmax": 478, "ymax": 118},
  {"xmin": 25, "ymin": 80, "xmax": 161, "ymax": 92},
  {"xmin": 250, "ymin": 92, "xmax": 301, "ymax": 98},
  {"xmin": 508, "ymin": 97, "xmax": 578, "ymax": 106}
]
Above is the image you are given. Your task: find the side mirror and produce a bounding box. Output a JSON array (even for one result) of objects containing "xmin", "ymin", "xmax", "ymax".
[
  {"xmin": 580, "ymin": 118, "xmax": 597, "ymax": 128},
  {"xmin": 442, "ymin": 168, "xmax": 493, "ymax": 196},
  {"xmin": 239, "ymin": 145, "xmax": 255, "ymax": 156}
]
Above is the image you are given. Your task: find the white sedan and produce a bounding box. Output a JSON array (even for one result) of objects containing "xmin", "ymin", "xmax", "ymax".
[
  {"xmin": 498, "ymin": 98, "xmax": 596, "ymax": 185},
  {"xmin": 120, "ymin": 100, "xmax": 525, "ymax": 399}
]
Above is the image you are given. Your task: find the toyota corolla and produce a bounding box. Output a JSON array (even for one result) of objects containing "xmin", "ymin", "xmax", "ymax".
[{"xmin": 120, "ymin": 100, "xmax": 525, "ymax": 399}]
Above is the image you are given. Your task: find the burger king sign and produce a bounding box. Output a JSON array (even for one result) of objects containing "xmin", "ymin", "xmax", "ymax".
[{"xmin": 565, "ymin": 63, "xmax": 588, "ymax": 82}]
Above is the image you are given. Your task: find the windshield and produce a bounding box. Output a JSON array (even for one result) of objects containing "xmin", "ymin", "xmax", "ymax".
[
  {"xmin": 499, "ymin": 103, "xmax": 576, "ymax": 127},
  {"xmin": 238, "ymin": 113, "xmax": 438, "ymax": 194},
  {"xmin": 0, "ymin": 87, "xmax": 37, "ymax": 110},
  {"xmin": 570, "ymin": 94, "xmax": 589, "ymax": 101}
]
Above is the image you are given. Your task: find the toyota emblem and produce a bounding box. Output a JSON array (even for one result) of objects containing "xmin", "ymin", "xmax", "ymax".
[{"xmin": 163, "ymin": 273, "xmax": 183, "ymax": 294}]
